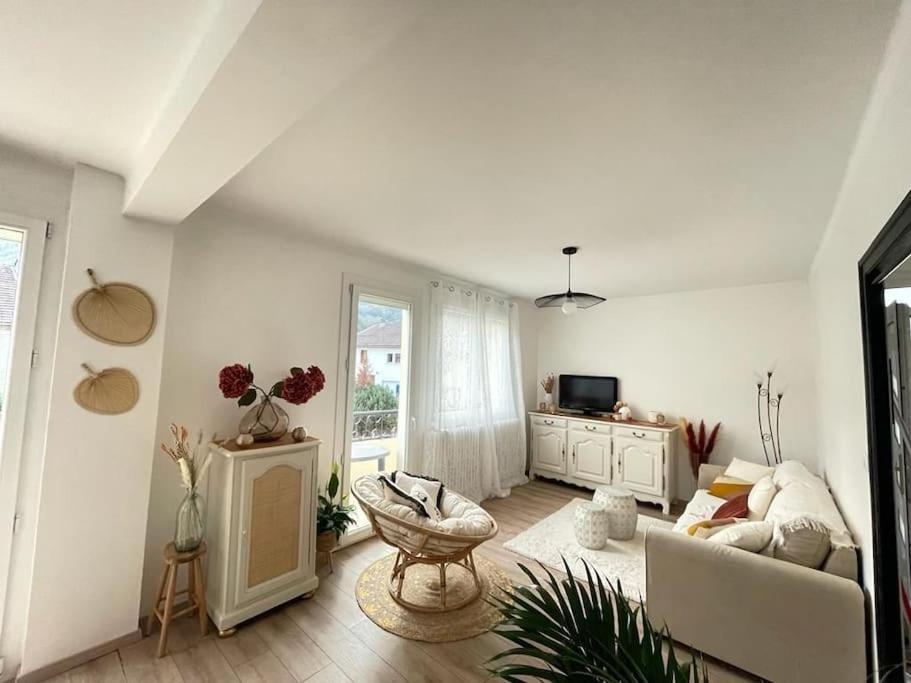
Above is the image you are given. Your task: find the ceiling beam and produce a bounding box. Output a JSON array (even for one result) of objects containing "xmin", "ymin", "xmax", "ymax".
[{"xmin": 123, "ymin": 0, "xmax": 426, "ymax": 224}]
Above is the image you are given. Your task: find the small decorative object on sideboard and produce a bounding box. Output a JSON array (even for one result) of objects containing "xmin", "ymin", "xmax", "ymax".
[
  {"xmin": 316, "ymin": 462, "xmax": 356, "ymax": 573},
  {"xmin": 756, "ymin": 369, "xmax": 784, "ymax": 466},
  {"xmin": 218, "ymin": 363, "xmax": 326, "ymax": 441},
  {"xmin": 160, "ymin": 424, "xmax": 212, "ymax": 552},
  {"xmin": 291, "ymin": 426, "xmax": 309, "ymax": 442},
  {"xmin": 613, "ymin": 401, "xmax": 631, "ymax": 421},
  {"xmin": 647, "ymin": 410, "xmax": 666, "ymax": 424},
  {"xmin": 679, "ymin": 417, "xmax": 721, "ymax": 479},
  {"xmin": 235, "ymin": 433, "xmax": 254, "ymax": 447},
  {"xmin": 540, "ymin": 373, "xmax": 555, "ymax": 411}
]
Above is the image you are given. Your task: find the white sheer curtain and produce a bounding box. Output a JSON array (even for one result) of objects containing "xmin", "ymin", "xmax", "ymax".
[{"xmin": 420, "ymin": 280, "xmax": 527, "ymax": 502}]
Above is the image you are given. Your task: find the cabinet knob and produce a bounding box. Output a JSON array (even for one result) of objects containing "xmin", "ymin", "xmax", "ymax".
[{"xmin": 633, "ymin": 432, "xmax": 646, "ymax": 439}]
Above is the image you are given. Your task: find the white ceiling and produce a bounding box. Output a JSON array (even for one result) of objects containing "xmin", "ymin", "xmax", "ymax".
[
  {"xmin": 210, "ymin": 0, "xmax": 898, "ymax": 298},
  {"xmin": 0, "ymin": 0, "xmax": 901, "ymax": 299},
  {"xmin": 0, "ymin": 0, "xmax": 217, "ymax": 174}
]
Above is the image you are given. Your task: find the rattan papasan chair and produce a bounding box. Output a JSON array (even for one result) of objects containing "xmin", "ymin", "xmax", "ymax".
[{"xmin": 352, "ymin": 474, "xmax": 498, "ymax": 613}]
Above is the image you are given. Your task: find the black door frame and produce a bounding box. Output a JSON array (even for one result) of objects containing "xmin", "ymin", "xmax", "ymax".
[{"xmin": 860, "ymin": 186, "xmax": 911, "ymax": 680}]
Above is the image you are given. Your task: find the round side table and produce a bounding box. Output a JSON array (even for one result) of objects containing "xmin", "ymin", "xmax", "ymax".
[
  {"xmin": 593, "ymin": 486, "xmax": 638, "ymax": 540},
  {"xmin": 573, "ymin": 502, "xmax": 610, "ymax": 550}
]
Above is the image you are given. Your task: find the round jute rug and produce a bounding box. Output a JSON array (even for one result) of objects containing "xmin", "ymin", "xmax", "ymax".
[{"xmin": 355, "ymin": 553, "xmax": 511, "ymax": 642}]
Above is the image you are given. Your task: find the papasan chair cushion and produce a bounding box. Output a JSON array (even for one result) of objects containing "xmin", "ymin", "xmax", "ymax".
[{"xmin": 353, "ymin": 473, "xmax": 494, "ymax": 537}]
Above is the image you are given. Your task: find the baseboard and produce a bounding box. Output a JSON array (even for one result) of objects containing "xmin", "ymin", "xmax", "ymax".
[{"xmin": 15, "ymin": 629, "xmax": 141, "ymax": 683}]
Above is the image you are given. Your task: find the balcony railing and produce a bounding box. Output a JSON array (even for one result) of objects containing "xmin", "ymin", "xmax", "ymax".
[{"xmin": 352, "ymin": 409, "xmax": 398, "ymax": 441}]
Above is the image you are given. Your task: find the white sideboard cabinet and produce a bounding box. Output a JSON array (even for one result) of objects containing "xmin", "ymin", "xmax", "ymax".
[
  {"xmin": 206, "ymin": 435, "xmax": 320, "ymax": 634},
  {"xmin": 529, "ymin": 412, "xmax": 678, "ymax": 513}
]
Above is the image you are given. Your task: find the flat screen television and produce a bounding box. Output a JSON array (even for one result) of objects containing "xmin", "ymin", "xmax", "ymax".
[{"xmin": 559, "ymin": 374, "xmax": 618, "ymax": 415}]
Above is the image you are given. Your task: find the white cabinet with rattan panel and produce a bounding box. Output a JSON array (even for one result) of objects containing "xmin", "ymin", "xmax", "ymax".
[{"xmin": 206, "ymin": 435, "xmax": 319, "ymax": 635}]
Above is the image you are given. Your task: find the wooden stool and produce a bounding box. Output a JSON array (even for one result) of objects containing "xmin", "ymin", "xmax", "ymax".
[{"xmin": 147, "ymin": 542, "xmax": 208, "ymax": 657}]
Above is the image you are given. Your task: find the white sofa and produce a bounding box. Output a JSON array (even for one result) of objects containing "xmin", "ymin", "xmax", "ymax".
[{"xmin": 646, "ymin": 461, "xmax": 866, "ymax": 683}]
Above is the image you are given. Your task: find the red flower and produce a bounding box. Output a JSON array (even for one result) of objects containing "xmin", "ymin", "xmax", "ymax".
[
  {"xmin": 219, "ymin": 364, "xmax": 253, "ymax": 399},
  {"xmin": 281, "ymin": 366, "xmax": 325, "ymax": 405}
]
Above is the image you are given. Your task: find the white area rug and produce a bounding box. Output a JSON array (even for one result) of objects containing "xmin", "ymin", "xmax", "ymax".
[{"xmin": 502, "ymin": 498, "xmax": 674, "ymax": 599}]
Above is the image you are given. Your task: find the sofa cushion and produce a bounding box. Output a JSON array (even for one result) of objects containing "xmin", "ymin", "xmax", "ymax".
[
  {"xmin": 707, "ymin": 520, "xmax": 774, "ymax": 552},
  {"xmin": 724, "ymin": 457, "xmax": 774, "ymax": 484},
  {"xmin": 766, "ymin": 461, "xmax": 854, "ymax": 548},
  {"xmin": 774, "ymin": 516, "xmax": 832, "ymax": 569},
  {"xmin": 747, "ymin": 475, "xmax": 777, "ymax": 521},
  {"xmin": 674, "ymin": 489, "xmax": 726, "ymax": 533}
]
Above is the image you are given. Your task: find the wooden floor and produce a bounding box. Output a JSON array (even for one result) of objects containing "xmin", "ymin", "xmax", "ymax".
[{"xmin": 49, "ymin": 479, "xmax": 755, "ymax": 682}]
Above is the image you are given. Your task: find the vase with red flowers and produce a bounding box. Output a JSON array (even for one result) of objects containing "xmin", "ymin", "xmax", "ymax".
[{"xmin": 218, "ymin": 363, "xmax": 326, "ymax": 442}]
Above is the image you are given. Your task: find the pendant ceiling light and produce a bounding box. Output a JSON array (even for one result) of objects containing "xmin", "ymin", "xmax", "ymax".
[{"xmin": 534, "ymin": 246, "xmax": 605, "ymax": 315}]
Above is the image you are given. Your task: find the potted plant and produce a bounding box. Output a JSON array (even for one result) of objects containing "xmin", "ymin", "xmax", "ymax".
[
  {"xmin": 316, "ymin": 462, "xmax": 357, "ymax": 569},
  {"xmin": 218, "ymin": 363, "xmax": 325, "ymax": 442},
  {"xmin": 488, "ymin": 558, "xmax": 707, "ymax": 682}
]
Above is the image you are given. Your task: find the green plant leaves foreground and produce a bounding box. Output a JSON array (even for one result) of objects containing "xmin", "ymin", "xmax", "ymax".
[{"xmin": 488, "ymin": 558, "xmax": 707, "ymax": 682}]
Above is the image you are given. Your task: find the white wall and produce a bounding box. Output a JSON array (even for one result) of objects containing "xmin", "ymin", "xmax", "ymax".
[
  {"xmin": 18, "ymin": 165, "xmax": 174, "ymax": 676},
  {"xmin": 536, "ymin": 280, "xmax": 817, "ymax": 499},
  {"xmin": 141, "ymin": 207, "xmax": 538, "ymax": 615},
  {"xmin": 809, "ymin": 0, "xmax": 911, "ymax": 653},
  {"xmin": 0, "ymin": 146, "xmax": 72, "ymax": 680}
]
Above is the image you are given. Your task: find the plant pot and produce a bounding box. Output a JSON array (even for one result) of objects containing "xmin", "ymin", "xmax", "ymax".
[
  {"xmin": 316, "ymin": 530, "xmax": 337, "ymax": 554},
  {"xmin": 239, "ymin": 396, "xmax": 289, "ymax": 442}
]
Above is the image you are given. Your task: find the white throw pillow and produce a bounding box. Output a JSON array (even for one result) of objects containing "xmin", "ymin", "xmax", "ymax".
[
  {"xmin": 724, "ymin": 457, "xmax": 774, "ymax": 484},
  {"xmin": 378, "ymin": 475, "xmax": 427, "ymax": 516},
  {"xmin": 393, "ymin": 472, "xmax": 444, "ymax": 509},
  {"xmin": 747, "ymin": 476, "xmax": 777, "ymax": 521},
  {"xmin": 408, "ymin": 485, "xmax": 443, "ymax": 521},
  {"xmin": 707, "ymin": 520, "xmax": 774, "ymax": 553}
]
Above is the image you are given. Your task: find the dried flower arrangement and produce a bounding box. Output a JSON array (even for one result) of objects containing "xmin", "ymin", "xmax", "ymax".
[
  {"xmin": 160, "ymin": 424, "xmax": 212, "ymax": 491},
  {"xmin": 161, "ymin": 424, "xmax": 214, "ymax": 551},
  {"xmin": 219, "ymin": 363, "xmax": 326, "ymax": 407},
  {"xmin": 540, "ymin": 373, "xmax": 555, "ymax": 394},
  {"xmin": 679, "ymin": 418, "xmax": 721, "ymax": 479}
]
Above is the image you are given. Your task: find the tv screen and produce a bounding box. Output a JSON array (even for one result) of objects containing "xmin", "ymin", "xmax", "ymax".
[{"xmin": 559, "ymin": 375, "xmax": 618, "ymax": 414}]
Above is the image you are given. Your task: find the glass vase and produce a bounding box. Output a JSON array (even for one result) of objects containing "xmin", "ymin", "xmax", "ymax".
[
  {"xmin": 239, "ymin": 396, "xmax": 290, "ymax": 441},
  {"xmin": 174, "ymin": 490, "xmax": 205, "ymax": 552}
]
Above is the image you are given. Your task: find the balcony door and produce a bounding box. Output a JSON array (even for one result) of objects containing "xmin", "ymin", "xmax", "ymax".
[
  {"xmin": 338, "ymin": 282, "xmax": 415, "ymax": 541},
  {"xmin": 0, "ymin": 213, "xmax": 46, "ymax": 640}
]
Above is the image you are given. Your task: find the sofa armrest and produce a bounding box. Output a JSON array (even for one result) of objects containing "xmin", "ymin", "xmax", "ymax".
[
  {"xmin": 696, "ymin": 463, "xmax": 725, "ymax": 490},
  {"xmin": 645, "ymin": 527, "xmax": 865, "ymax": 683}
]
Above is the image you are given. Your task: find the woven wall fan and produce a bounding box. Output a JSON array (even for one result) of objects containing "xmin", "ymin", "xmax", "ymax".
[
  {"xmin": 73, "ymin": 269, "xmax": 156, "ymax": 345},
  {"xmin": 74, "ymin": 364, "xmax": 139, "ymax": 415}
]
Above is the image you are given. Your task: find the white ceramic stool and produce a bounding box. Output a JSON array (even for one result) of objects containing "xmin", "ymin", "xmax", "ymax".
[
  {"xmin": 573, "ymin": 502, "xmax": 610, "ymax": 549},
  {"xmin": 593, "ymin": 485, "xmax": 638, "ymax": 540}
]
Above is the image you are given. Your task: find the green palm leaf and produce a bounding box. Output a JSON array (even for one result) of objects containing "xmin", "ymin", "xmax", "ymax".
[{"xmin": 488, "ymin": 558, "xmax": 708, "ymax": 682}]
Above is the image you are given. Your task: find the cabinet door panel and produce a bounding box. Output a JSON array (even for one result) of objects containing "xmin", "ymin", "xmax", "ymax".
[
  {"xmin": 614, "ymin": 437, "xmax": 663, "ymax": 495},
  {"xmin": 569, "ymin": 432, "xmax": 611, "ymax": 484},
  {"xmin": 532, "ymin": 427, "xmax": 566, "ymax": 474},
  {"xmin": 247, "ymin": 465, "xmax": 302, "ymax": 588},
  {"xmin": 236, "ymin": 452, "xmax": 313, "ymax": 607}
]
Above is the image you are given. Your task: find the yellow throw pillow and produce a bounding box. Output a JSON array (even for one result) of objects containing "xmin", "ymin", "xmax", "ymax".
[
  {"xmin": 686, "ymin": 518, "xmax": 738, "ymax": 538},
  {"xmin": 708, "ymin": 475, "xmax": 753, "ymax": 500}
]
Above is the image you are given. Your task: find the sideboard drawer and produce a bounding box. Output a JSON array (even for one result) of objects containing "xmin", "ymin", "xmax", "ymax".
[
  {"xmin": 570, "ymin": 420, "xmax": 611, "ymax": 435},
  {"xmin": 531, "ymin": 415, "xmax": 567, "ymax": 428},
  {"xmin": 613, "ymin": 426, "xmax": 664, "ymax": 442}
]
